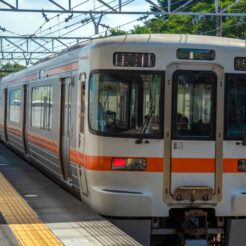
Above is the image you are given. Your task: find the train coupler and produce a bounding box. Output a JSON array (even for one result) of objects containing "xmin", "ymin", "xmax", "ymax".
[{"xmin": 181, "ymin": 209, "xmax": 208, "ymax": 239}]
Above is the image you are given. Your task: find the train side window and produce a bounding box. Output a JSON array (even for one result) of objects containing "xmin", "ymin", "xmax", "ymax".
[
  {"xmin": 80, "ymin": 81, "xmax": 85, "ymax": 133},
  {"xmin": 31, "ymin": 85, "xmax": 53, "ymax": 131},
  {"xmin": 225, "ymin": 74, "xmax": 246, "ymax": 139},
  {"xmin": 173, "ymin": 71, "xmax": 216, "ymax": 139},
  {"xmin": 9, "ymin": 89, "xmax": 21, "ymax": 123}
]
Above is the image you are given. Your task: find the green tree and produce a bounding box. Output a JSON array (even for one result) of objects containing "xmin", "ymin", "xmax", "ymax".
[
  {"xmin": 108, "ymin": 28, "xmax": 128, "ymax": 36},
  {"xmin": 131, "ymin": 0, "xmax": 246, "ymax": 39},
  {"xmin": 0, "ymin": 63, "xmax": 26, "ymax": 79}
]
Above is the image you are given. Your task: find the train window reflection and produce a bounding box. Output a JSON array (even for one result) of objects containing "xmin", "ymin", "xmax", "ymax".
[
  {"xmin": 9, "ymin": 89, "xmax": 21, "ymax": 123},
  {"xmin": 173, "ymin": 71, "xmax": 216, "ymax": 138},
  {"xmin": 89, "ymin": 71, "xmax": 162, "ymax": 137},
  {"xmin": 31, "ymin": 85, "xmax": 53, "ymax": 131},
  {"xmin": 226, "ymin": 75, "xmax": 246, "ymax": 139}
]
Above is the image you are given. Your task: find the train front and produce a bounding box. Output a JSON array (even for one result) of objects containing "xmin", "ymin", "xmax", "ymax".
[{"xmin": 80, "ymin": 35, "xmax": 246, "ymax": 246}]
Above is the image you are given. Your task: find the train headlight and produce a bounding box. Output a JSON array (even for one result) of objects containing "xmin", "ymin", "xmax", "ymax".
[{"xmin": 111, "ymin": 158, "xmax": 147, "ymax": 171}]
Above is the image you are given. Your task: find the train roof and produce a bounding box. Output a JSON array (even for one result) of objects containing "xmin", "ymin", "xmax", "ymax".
[
  {"xmin": 91, "ymin": 34, "xmax": 245, "ymax": 48},
  {"xmin": 1, "ymin": 34, "xmax": 245, "ymax": 84}
]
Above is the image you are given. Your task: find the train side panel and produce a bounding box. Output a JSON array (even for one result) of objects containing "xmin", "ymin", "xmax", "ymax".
[{"xmin": 27, "ymin": 77, "xmax": 62, "ymax": 177}]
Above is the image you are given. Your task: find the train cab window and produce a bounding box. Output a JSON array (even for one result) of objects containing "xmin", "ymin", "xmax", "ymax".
[
  {"xmin": 9, "ymin": 89, "xmax": 21, "ymax": 123},
  {"xmin": 31, "ymin": 85, "xmax": 53, "ymax": 131},
  {"xmin": 225, "ymin": 75, "xmax": 246, "ymax": 139},
  {"xmin": 173, "ymin": 71, "xmax": 216, "ymax": 139},
  {"xmin": 89, "ymin": 71, "xmax": 162, "ymax": 138}
]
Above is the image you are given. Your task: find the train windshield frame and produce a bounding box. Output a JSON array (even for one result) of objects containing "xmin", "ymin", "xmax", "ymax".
[
  {"xmin": 88, "ymin": 70, "xmax": 164, "ymax": 138},
  {"xmin": 225, "ymin": 74, "xmax": 246, "ymax": 140}
]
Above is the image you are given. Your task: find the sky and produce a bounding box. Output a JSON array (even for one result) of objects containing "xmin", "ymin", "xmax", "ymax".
[
  {"xmin": 0, "ymin": 0, "xmax": 156, "ymax": 65},
  {"xmin": 0, "ymin": 1, "xmax": 245, "ymax": 66},
  {"xmin": 0, "ymin": 0, "xmax": 153, "ymax": 37}
]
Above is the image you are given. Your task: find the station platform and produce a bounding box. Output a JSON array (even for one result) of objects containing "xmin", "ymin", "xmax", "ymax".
[{"xmin": 0, "ymin": 143, "xmax": 140, "ymax": 246}]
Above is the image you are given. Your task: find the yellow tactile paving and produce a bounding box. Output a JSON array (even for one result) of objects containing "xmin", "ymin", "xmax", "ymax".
[{"xmin": 0, "ymin": 173, "xmax": 63, "ymax": 246}]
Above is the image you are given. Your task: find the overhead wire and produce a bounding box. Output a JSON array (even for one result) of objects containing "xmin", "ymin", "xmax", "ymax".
[
  {"xmin": 200, "ymin": 21, "xmax": 246, "ymax": 35},
  {"xmin": 41, "ymin": 0, "xmax": 133, "ymax": 37},
  {"xmin": 2, "ymin": 0, "xmax": 245, "ymax": 64},
  {"xmin": 1, "ymin": 0, "xmax": 89, "ymax": 51},
  {"xmin": 2, "ymin": 0, "xmax": 122, "ymax": 51},
  {"xmin": 12, "ymin": 0, "xmax": 136, "ymax": 62},
  {"xmin": 30, "ymin": 14, "xmax": 151, "ymax": 61},
  {"xmin": 33, "ymin": 0, "xmax": 90, "ymax": 35},
  {"xmin": 61, "ymin": 0, "xmax": 134, "ymax": 36},
  {"xmin": 1, "ymin": 0, "xmax": 91, "ymax": 58},
  {"xmin": 1, "ymin": 0, "xmax": 111, "ymax": 63}
]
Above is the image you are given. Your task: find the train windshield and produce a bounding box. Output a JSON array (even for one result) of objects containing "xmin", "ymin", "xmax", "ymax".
[
  {"xmin": 226, "ymin": 75, "xmax": 246, "ymax": 139},
  {"xmin": 89, "ymin": 71, "xmax": 162, "ymax": 137}
]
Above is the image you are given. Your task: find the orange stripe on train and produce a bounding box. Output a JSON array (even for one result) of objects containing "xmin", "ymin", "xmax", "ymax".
[
  {"xmin": 171, "ymin": 158, "xmax": 215, "ymax": 173},
  {"xmin": 8, "ymin": 73, "xmax": 39, "ymax": 84},
  {"xmin": 27, "ymin": 134, "xmax": 241, "ymax": 173},
  {"xmin": 172, "ymin": 158, "xmax": 239, "ymax": 173},
  {"xmin": 7, "ymin": 127, "xmax": 22, "ymax": 137},
  {"xmin": 69, "ymin": 149, "xmax": 163, "ymax": 172},
  {"xmin": 4, "ymin": 61, "xmax": 78, "ymax": 84},
  {"xmin": 43, "ymin": 62, "xmax": 78, "ymax": 77},
  {"xmin": 69, "ymin": 149, "xmax": 240, "ymax": 173},
  {"xmin": 28, "ymin": 133, "xmax": 59, "ymax": 154}
]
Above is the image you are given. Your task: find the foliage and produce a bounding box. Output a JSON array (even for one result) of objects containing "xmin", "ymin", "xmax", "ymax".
[
  {"xmin": 108, "ymin": 28, "xmax": 128, "ymax": 36},
  {"xmin": 0, "ymin": 63, "xmax": 26, "ymax": 79},
  {"xmin": 131, "ymin": 0, "xmax": 246, "ymax": 39}
]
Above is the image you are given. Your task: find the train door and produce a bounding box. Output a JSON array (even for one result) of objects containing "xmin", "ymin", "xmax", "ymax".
[
  {"xmin": 164, "ymin": 63, "xmax": 224, "ymax": 204},
  {"xmin": 3, "ymin": 88, "xmax": 8, "ymax": 142},
  {"xmin": 60, "ymin": 77, "xmax": 73, "ymax": 184},
  {"xmin": 22, "ymin": 84, "xmax": 29, "ymax": 155}
]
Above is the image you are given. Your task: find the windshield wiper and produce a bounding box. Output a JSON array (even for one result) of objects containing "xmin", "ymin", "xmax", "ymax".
[{"xmin": 135, "ymin": 107, "xmax": 155, "ymax": 144}]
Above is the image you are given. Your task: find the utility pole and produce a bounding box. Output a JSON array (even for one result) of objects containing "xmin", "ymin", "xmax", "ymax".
[{"xmin": 215, "ymin": 0, "xmax": 222, "ymax": 37}]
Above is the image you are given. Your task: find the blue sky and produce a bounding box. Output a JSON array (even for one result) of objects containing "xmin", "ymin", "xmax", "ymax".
[
  {"xmin": 0, "ymin": 0, "xmax": 155, "ymax": 65},
  {"xmin": 0, "ymin": 0, "xmax": 153, "ymax": 37}
]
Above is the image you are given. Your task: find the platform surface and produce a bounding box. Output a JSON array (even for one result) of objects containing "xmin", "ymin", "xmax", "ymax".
[{"xmin": 0, "ymin": 143, "xmax": 140, "ymax": 246}]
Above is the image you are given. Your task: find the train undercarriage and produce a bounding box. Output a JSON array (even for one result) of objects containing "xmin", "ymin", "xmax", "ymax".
[{"xmin": 151, "ymin": 208, "xmax": 226, "ymax": 246}]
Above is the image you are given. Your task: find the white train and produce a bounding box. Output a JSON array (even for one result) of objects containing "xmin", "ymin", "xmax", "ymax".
[{"xmin": 0, "ymin": 34, "xmax": 245, "ymax": 245}]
